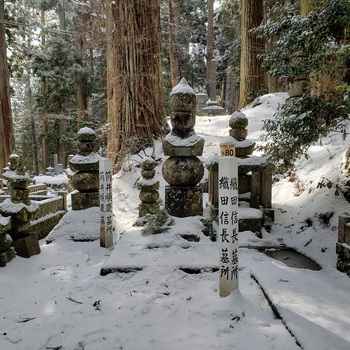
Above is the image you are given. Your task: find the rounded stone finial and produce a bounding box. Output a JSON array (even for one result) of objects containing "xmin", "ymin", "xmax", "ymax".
[
  {"xmin": 140, "ymin": 157, "xmax": 156, "ymax": 171},
  {"xmin": 170, "ymin": 78, "xmax": 196, "ymax": 113},
  {"xmin": 229, "ymin": 110, "xmax": 248, "ymax": 129},
  {"xmin": 9, "ymin": 154, "xmax": 20, "ymax": 171},
  {"xmin": 76, "ymin": 127, "xmax": 97, "ymax": 155},
  {"xmin": 77, "ymin": 127, "xmax": 96, "ymax": 142}
]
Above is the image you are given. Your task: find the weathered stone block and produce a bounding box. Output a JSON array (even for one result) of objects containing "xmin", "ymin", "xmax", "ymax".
[
  {"xmin": 0, "ymin": 248, "xmax": 16, "ymax": 267},
  {"xmin": 162, "ymin": 156, "xmax": 204, "ymax": 186},
  {"xmin": 0, "ymin": 233, "xmax": 13, "ymax": 253},
  {"xmin": 71, "ymin": 191, "xmax": 100, "ymax": 210},
  {"xmin": 13, "ymin": 234, "xmax": 40, "ymax": 258},
  {"xmin": 139, "ymin": 202, "xmax": 160, "ymax": 218},
  {"xmin": 229, "ymin": 128, "xmax": 248, "ymax": 140},
  {"xmin": 69, "ymin": 154, "xmax": 100, "ymax": 172},
  {"xmin": 139, "ymin": 190, "xmax": 159, "ymax": 203},
  {"xmin": 235, "ymin": 141, "xmax": 256, "ymax": 158},
  {"xmin": 239, "ymin": 218, "xmax": 261, "ymax": 234},
  {"xmin": 165, "ymin": 186, "xmax": 203, "ymax": 217},
  {"xmin": 70, "ymin": 170, "xmax": 99, "ymax": 192},
  {"xmin": 338, "ymin": 215, "xmax": 350, "ymax": 243},
  {"xmin": 345, "ymin": 224, "xmax": 350, "ymax": 244},
  {"xmin": 163, "ymin": 135, "xmax": 205, "ymax": 157}
]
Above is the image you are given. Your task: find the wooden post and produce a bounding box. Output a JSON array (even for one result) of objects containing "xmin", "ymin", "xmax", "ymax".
[
  {"xmin": 99, "ymin": 158, "xmax": 114, "ymax": 248},
  {"xmin": 251, "ymin": 170, "xmax": 260, "ymax": 209},
  {"xmin": 218, "ymin": 143, "xmax": 239, "ymax": 297}
]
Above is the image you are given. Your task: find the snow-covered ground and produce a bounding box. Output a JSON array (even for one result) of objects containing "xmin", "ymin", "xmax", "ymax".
[{"xmin": 1, "ymin": 92, "xmax": 350, "ymax": 350}]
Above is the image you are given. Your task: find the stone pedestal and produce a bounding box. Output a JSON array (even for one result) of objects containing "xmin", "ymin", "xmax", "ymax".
[
  {"xmin": 165, "ymin": 186, "xmax": 203, "ymax": 217},
  {"xmin": 71, "ymin": 191, "xmax": 100, "ymax": 211}
]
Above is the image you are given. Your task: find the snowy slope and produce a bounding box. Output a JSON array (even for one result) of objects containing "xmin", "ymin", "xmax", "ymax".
[{"xmin": 1, "ymin": 92, "xmax": 350, "ymax": 350}]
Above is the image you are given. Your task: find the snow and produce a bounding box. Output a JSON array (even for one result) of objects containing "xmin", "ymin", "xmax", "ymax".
[
  {"xmin": 34, "ymin": 174, "xmax": 69, "ymax": 186},
  {"xmin": 77, "ymin": 127, "xmax": 96, "ymax": 136},
  {"xmin": 0, "ymin": 198, "xmax": 39, "ymax": 214},
  {"xmin": 219, "ymin": 135, "xmax": 235, "ymax": 145},
  {"xmin": 1, "ymin": 92, "xmax": 350, "ymax": 349},
  {"xmin": 170, "ymin": 77, "xmax": 196, "ymax": 96},
  {"xmin": 69, "ymin": 153, "xmax": 101, "ymax": 165},
  {"xmin": 164, "ymin": 132, "xmax": 203, "ymax": 145}
]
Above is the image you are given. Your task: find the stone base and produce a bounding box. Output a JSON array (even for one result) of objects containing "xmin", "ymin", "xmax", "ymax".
[
  {"xmin": 12, "ymin": 234, "xmax": 40, "ymax": 258},
  {"xmin": 71, "ymin": 191, "xmax": 99, "ymax": 211},
  {"xmin": 165, "ymin": 186, "xmax": 203, "ymax": 217},
  {"xmin": 239, "ymin": 218, "xmax": 261, "ymax": 235},
  {"xmin": 0, "ymin": 248, "xmax": 16, "ymax": 267},
  {"xmin": 139, "ymin": 202, "xmax": 160, "ymax": 217},
  {"xmin": 336, "ymin": 242, "xmax": 350, "ymax": 277}
]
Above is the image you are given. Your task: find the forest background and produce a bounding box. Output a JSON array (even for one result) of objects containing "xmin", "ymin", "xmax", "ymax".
[{"xmin": 0, "ymin": 0, "xmax": 349, "ymax": 175}]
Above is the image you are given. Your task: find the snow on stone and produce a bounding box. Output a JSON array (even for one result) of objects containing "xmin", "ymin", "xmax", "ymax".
[
  {"xmin": 170, "ymin": 77, "xmax": 196, "ymax": 96},
  {"xmin": 137, "ymin": 177, "xmax": 158, "ymax": 187},
  {"xmin": 69, "ymin": 152, "xmax": 101, "ymax": 164},
  {"xmin": 219, "ymin": 136, "xmax": 235, "ymax": 146},
  {"xmin": 0, "ymin": 214, "xmax": 11, "ymax": 226},
  {"xmin": 0, "ymin": 197, "xmax": 39, "ymax": 214},
  {"xmin": 77, "ymin": 126, "xmax": 95, "ymax": 136},
  {"xmin": 165, "ymin": 132, "xmax": 203, "ymax": 146}
]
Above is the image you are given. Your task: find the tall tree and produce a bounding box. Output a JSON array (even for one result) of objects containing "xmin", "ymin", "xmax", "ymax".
[
  {"xmin": 206, "ymin": 0, "xmax": 214, "ymax": 95},
  {"xmin": 239, "ymin": 0, "xmax": 264, "ymax": 107},
  {"xmin": 106, "ymin": 0, "xmax": 166, "ymax": 169},
  {"xmin": 0, "ymin": 0, "xmax": 14, "ymax": 169},
  {"xmin": 168, "ymin": 0, "xmax": 180, "ymax": 87}
]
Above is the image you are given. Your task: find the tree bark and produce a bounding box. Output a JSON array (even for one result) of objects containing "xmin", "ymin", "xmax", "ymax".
[
  {"xmin": 76, "ymin": 38, "xmax": 88, "ymax": 130},
  {"xmin": 206, "ymin": 0, "xmax": 214, "ymax": 96},
  {"xmin": 41, "ymin": 9, "xmax": 49, "ymax": 173},
  {"xmin": 106, "ymin": 0, "xmax": 166, "ymax": 169},
  {"xmin": 300, "ymin": 0, "xmax": 317, "ymax": 16},
  {"xmin": 239, "ymin": 0, "xmax": 265, "ymax": 107},
  {"xmin": 57, "ymin": 2, "xmax": 67, "ymax": 168},
  {"xmin": 168, "ymin": 0, "xmax": 180, "ymax": 87},
  {"xmin": 0, "ymin": 0, "xmax": 14, "ymax": 169}
]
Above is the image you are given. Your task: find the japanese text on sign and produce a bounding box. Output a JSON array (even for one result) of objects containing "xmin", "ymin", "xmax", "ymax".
[
  {"xmin": 218, "ymin": 156, "xmax": 239, "ymax": 297},
  {"xmin": 99, "ymin": 158, "xmax": 114, "ymax": 248}
]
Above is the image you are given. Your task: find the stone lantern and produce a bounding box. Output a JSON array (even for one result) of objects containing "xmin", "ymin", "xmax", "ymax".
[{"xmin": 162, "ymin": 78, "xmax": 204, "ymax": 217}]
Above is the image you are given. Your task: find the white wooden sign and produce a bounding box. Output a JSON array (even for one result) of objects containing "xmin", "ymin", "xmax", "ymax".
[
  {"xmin": 218, "ymin": 155, "xmax": 239, "ymax": 297},
  {"xmin": 99, "ymin": 158, "xmax": 114, "ymax": 248}
]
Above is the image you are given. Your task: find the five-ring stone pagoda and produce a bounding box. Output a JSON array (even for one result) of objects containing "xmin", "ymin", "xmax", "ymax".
[{"xmin": 162, "ymin": 78, "xmax": 204, "ymax": 217}]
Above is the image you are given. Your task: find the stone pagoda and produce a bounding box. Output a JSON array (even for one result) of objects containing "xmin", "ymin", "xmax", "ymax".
[
  {"xmin": 69, "ymin": 127, "xmax": 100, "ymax": 210},
  {"xmin": 162, "ymin": 78, "xmax": 204, "ymax": 217},
  {"xmin": 137, "ymin": 157, "xmax": 160, "ymax": 217}
]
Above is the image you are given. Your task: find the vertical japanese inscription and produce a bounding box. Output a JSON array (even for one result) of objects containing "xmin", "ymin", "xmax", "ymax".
[
  {"xmin": 218, "ymin": 155, "xmax": 239, "ymax": 297},
  {"xmin": 99, "ymin": 158, "xmax": 114, "ymax": 248}
]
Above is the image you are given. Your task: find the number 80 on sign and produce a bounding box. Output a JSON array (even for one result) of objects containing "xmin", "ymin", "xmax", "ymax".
[{"xmin": 221, "ymin": 143, "xmax": 236, "ymax": 157}]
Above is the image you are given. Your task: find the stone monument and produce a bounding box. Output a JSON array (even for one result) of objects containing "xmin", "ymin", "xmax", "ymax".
[
  {"xmin": 69, "ymin": 127, "xmax": 100, "ymax": 210},
  {"xmin": 202, "ymin": 59, "xmax": 225, "ymax": 116},
  {"xmin": 162, "ymin": 78, "xmax": 204, "ymax": 217}
]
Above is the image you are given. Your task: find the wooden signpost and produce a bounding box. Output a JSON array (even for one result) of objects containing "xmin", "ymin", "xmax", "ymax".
[
  {"xmin": 218, "ymin": 143, "xmax": 239, "ymax": 297},
  {"xmin": 99, "ymin": 158, "xmax": 114, "ymax": 248}
]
